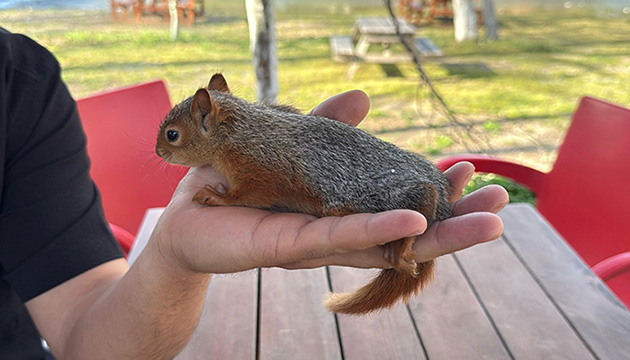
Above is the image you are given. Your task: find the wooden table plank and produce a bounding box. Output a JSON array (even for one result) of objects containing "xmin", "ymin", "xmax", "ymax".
[
  {"xmin": 129, "ymin": 204, "xmax": 630, "ymax": 359},
  {"xmin": 408, "ymin": 255, "xmax": 511, "ymax": 360},
  {"xmin": 456, "ymin": 237, "xmax": 596, "ymax": 360},
  {"xmin": 500, "ymin": 204, "xmax": 630, "ymax": 360},
  {"xmin": 355, "ymin": 17, "xmax": 416, "ymax": 35},
  {"xmin": 259, "ymin": 268, "xmax": 341, "ymax": 360},
  {"xmin": 176, "ymin": 271, "xmax": 258, "ymax": 360},
  {"xmin": 328, "ymin": 266, "xmax": 427, "ymax": 360}
]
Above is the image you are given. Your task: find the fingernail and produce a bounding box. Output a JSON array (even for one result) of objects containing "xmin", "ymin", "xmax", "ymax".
[{"xmin": 407, "ymin": 228, "xmax": 426, "ymax": 237}]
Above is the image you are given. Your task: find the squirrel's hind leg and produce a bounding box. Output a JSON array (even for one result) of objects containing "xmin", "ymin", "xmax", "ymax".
[
  {"xmin": 384, "ymin": 238, "xmax": 418, "ymax": 277},
  {"xmin": 382, "ymin": 182, "xmax": 440, "ymax": 277}
]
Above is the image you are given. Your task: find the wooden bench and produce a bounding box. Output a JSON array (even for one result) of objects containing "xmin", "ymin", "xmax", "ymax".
[
  {"xmin": 329, "ymin": 36, "xmax": 356, "ymax": 62},
  {"xmin": 330, "ymin": 35, "xmax": 443, "ymax": 63},
  {"xmin": 110, "ymin": 0, "xmax": 204, "ymax": 25},
  {"xmin": 141, "ymin": 0, "xmax": 203, "ymax": 25},
  {"xmin": 414, "ymin": 37, "xmax": 443, "ymax": 57}
]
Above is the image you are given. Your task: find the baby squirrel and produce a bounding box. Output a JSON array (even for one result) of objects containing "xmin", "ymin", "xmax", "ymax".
[{"xmin": 156, "ymin": 73, "xmax": 453, "ymax": 315}]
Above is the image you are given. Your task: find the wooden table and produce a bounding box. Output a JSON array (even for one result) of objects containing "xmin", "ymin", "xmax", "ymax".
[
  {"xmin": 128, "ymin": 204, "xmax": 630, "ymax": 359},
  {"xmin": 330, "ymin": 17, "xmax": 442, "ymax": 63}
]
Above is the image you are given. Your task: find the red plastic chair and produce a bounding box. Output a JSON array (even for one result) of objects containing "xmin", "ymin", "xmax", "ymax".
[
  {"xmin": 76, "ymin": 80, "xmax": 188, "ymax": 256},
  {"xmin": 438, "ymin": 96, "xmax": 630, "ymax": 308},
  {"xmin": 108, "ymin": 223, "xmax": 136, "ymax": 256}
]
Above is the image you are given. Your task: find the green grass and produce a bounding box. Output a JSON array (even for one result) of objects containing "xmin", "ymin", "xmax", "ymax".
[
  {"xmin": 2, "ymin": 2, "xmax": 628, "ymax": 204},
  {"xmin": 465, "ymin": 174, "xmax": 536, "ymax": 206},
  {"xmin": 3, "ymin": 4, "xmax": 627, "ymax": 109}
]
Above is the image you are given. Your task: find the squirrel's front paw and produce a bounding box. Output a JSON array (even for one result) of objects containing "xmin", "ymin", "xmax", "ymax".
[{"xmin": 193, "ymin": 184, "xmax": 229, "ymax": 206}]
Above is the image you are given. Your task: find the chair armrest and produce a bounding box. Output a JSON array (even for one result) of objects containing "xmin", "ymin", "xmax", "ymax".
[
  {"xmin": 437, "ymin": 154, "xmax": 547, "ymax": 194},
  {"xmin": 592, "ymin": 252, "xmax": 630, "ymax": 281},
  {"xmin": 109, "ymin": 223, "xmax": 135, "ymax": 258}
]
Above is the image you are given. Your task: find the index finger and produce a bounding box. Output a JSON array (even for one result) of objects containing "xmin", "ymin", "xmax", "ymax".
[
  {"xmin": 265, "ymin": 209, "xmax": 427, "ymax": 267},
  {"xmin": 443, "ymin": 161, "xmax": 475, "ymax": 203}
]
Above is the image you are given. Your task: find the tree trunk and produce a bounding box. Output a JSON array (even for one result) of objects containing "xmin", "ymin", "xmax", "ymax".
[
  {"xmin": 452, "ymin": 0, "xmax": 477, "ymax": 42},
  {"xmin": 168, "ymin": 0, "xmax": 179, "ymax": 41},
  {"xmin": 245, "ymin": 0, "xmax": 278, "ymax": 103},
  {"xmin": 482, "ymin": 0, "xmax": 498, "ymax": 41}
]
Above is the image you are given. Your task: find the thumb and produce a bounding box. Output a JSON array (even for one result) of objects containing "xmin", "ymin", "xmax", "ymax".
[{"xmin": 308, "ymin": 90, "xmax": 370, "ymax": 127}]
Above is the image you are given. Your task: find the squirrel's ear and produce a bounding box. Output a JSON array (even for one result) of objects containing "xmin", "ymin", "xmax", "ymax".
[
  {"xmin": 208, "ymin": 73, "xmax": 230, "ymax": 93},
  {"xmin": 191, "ymin": 88, "xmax": 218, "ymax": 130}
]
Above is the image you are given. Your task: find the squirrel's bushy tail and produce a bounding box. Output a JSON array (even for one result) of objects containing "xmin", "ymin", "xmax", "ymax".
[{"xmin": 324, "ymin": 260, "xmax": 435, "ymax": 314}]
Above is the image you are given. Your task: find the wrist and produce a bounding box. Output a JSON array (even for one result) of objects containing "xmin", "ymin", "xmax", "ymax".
[
  {"xmin": 142, "ymin": 223, "xmax": 212, "ymax": 285},
  {"xmin": 85, "ymin": 230, "xmax": 211, "ymax": 359}
]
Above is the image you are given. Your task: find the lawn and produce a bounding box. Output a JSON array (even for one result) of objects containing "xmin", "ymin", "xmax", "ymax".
[{"xmin": 1, "ymin": 2, "xmax": 629, "ymax": 201}]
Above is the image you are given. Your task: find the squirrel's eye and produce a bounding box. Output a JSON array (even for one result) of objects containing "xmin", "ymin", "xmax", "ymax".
[{"xmin": 166, "ymin": 130, "xmax": 179, "ymax": 143}]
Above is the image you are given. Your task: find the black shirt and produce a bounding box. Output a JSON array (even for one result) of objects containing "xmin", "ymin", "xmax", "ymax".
[{"xmin": 0, "ymin": 28, "xmax": 123, "ymax": 358}]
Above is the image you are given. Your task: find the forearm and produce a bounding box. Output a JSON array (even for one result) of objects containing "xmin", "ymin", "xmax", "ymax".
[
  {"xmin": 73, "ymin": 246, "xmax": 210, "ymax": 359},
  {"xmin": 29, "ymin": 235, "xmax": 211, "ymax": 360}
]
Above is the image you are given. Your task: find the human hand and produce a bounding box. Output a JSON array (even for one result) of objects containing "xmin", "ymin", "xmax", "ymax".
[
  {"xmin": 149, "ymin": 90, "xmax": 508, "ymax": 274},
  {"xmin": 282, "ymin": 160, "xmax": 508, "ymax": 269}
]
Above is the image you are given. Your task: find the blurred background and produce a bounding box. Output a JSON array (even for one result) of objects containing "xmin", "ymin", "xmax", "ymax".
[{"xmin": 1, "ymin": 0, "xmax": 629, "ymax": 203}]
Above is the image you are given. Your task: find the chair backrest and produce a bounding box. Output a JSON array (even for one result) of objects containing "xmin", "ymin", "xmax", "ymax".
[
  {"xmin": 538, "ymin": 96, "xmax": 630, "ymax": 268},
  {"xmin": 77, "ymin": 80, "xmax": 187, "ymax": 235}
]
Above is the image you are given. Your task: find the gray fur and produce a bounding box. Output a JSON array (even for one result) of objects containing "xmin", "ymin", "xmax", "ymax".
[{"xmin": 201, "ymin": 90, "xmax": 452, "ymax": 221}]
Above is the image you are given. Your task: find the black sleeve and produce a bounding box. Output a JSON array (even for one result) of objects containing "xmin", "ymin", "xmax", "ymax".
[{"xmin": 0, "ymin": 30, "xmax": 124, "ymax": 301}]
